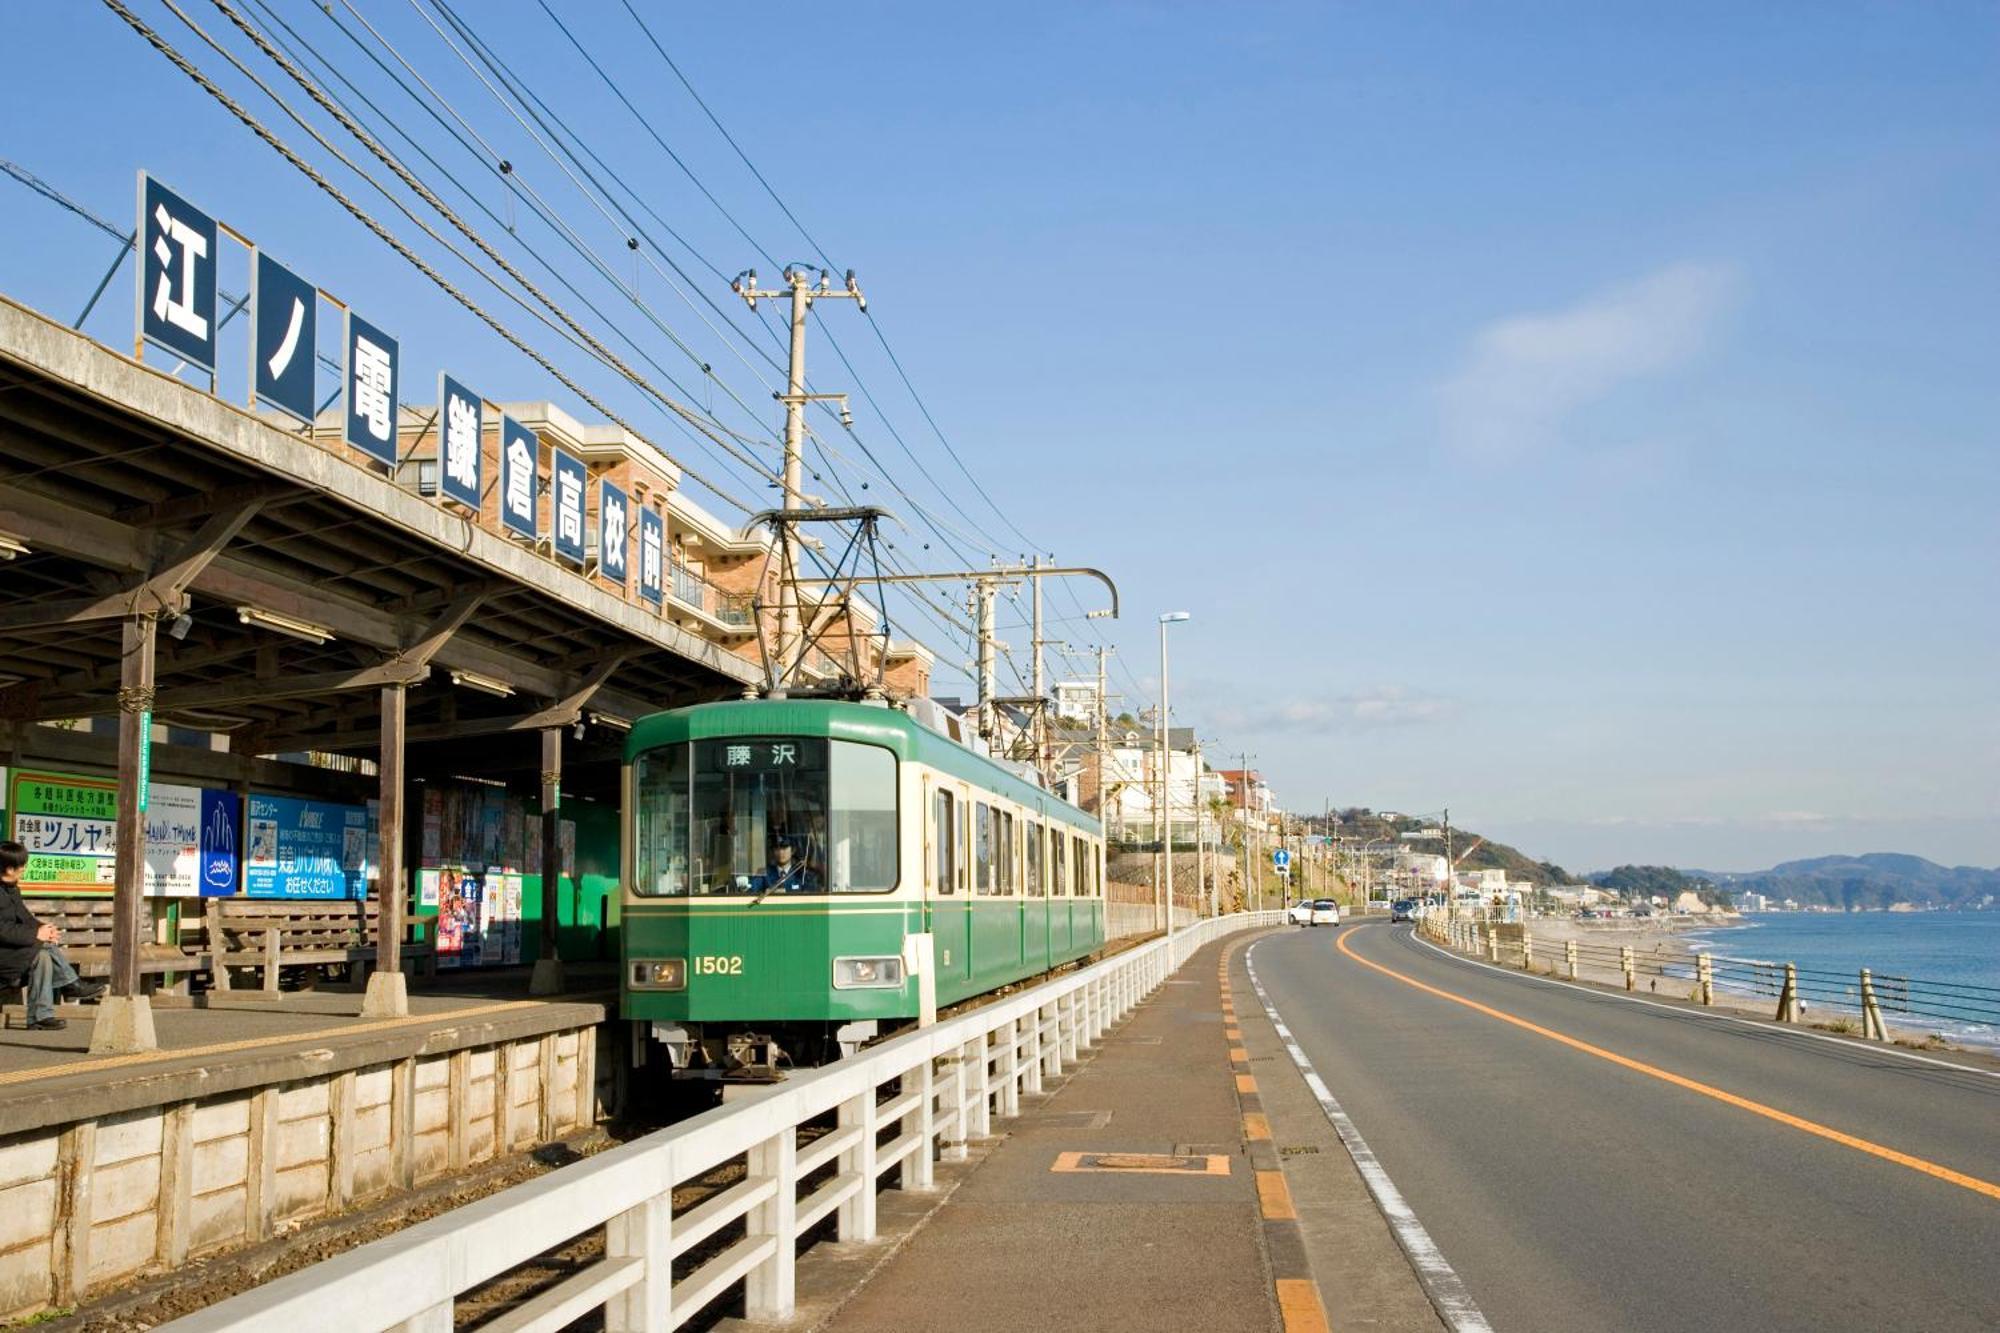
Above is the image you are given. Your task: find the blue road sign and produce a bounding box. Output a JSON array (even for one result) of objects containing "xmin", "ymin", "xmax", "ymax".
[
  {"xmin": 252, "ymin": 251, "xmax": 316, "ymax": 422},
  {"xmin": 599, "ymin": 480, "xmax": 629, "ymax": 586},
  {"xmin": 499, "ymin": 414, "xmax": 538, "ymax": 539},
  {"xmin": 138, "ymin": 173, "xmax": 218, "ymax": 370},
  {"xmin": 343, "ymin": 311, "xmax": 399, "ymax": 465},
  {"xmin": 1273, "ymin": 848, "xmax": 1292, "ymax": 870},
  {"xmin": 638, "ymin": 504, "xmax": 664, "ymax": 605},
  {"xmin": 552, "ymin": 448, "xmax": 586, "ymax": 566},
  {"xmin": 438, "ymin": 373, "xmax": 483, "ymax": 510}
]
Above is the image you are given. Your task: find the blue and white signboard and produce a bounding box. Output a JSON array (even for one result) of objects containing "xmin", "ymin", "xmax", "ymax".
[
  {"xmin": 599, "ymin": 479, "xmax": 629, "ymax": 586},
  {"xmin": 438, "ymin": 373, "xmax": 483, "ymax": 510},
  {"xmin": 552, "ymin": 448, "xmax": 587, "ymax": 566},
  {"xmin": 196, "ymin": 789, "xmax": 241, "ymax": 896},
  {"xmin": 137, "ymin": 173, "xmax": 218, "ymax": 371},
  {"xmin": 245, "ymin": 794, "xmax": 373, "ymax": 900},
  {"xmin": 344, "ymin": 311, "xmax": 400, "ymax": 466},
  {"xmin": 252, "ymin": 251, "xmax": 316, "ymax": 422},
  {"xmin": 500, "ymin": 414, "xmax": 538, "ymax": 539},
  {"xmin": 638, "ymin": 505, "xmax": 664, "ymax": 605},
  {"xmin": 1272, "ymin": 848, "xmax": 1291, "ymax": 872}
]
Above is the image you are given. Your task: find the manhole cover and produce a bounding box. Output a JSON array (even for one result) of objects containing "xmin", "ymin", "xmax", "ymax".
[{"xmin": 1052, "ymin": 1151, "xmax": 1230, "ymax": 1175}]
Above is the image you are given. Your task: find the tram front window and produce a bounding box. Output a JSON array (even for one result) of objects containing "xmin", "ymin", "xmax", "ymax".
[{"xmin": 634, "ymin": 737, "xmax": 898, "ymax": 896}]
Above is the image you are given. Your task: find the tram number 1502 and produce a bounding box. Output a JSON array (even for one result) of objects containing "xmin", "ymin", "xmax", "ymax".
[{"xmin": 693, "ymin": 955, "xmax": 744, "ymax": 976}]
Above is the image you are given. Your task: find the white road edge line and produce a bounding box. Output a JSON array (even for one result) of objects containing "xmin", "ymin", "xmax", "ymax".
[
  {"xmin": 1403, "ymin": 928, "xmax": 2000, "ymax": 1081},
  {"xmin": 1245, "ymin": 938, "xmax": 1494, "ymax": 1333}
]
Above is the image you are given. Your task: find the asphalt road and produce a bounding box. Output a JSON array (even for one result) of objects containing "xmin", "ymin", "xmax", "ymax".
[{"xmin": 1251, "ymin": 921, "xmax": 2000, "ymax": 1333}]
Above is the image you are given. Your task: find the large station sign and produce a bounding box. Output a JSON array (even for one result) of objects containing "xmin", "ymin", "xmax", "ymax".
[{"xmin": 137, "ymin": 172, "xmax": 218, "ymax": 371}]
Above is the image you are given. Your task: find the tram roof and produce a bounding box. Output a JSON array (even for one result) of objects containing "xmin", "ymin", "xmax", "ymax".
[{"xmin": 626, "ymin": 698, "xmax": 1103, "ymax": 834}]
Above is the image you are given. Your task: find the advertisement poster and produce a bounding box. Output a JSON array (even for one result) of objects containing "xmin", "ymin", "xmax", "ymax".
[
  {"xmin": 433, "ymin": 866, "xmax": 483, "ymax": 968},
  {"xmin": 5, "ymin": 767, "xmax": 238, "ymax": 896},
  {"xmin": 423, "ymin": 866, "xmax": 526, "ymax": 968},
  {"xmin": 245, "ymin": 794, "xmax": 372, "ymax": 899}
]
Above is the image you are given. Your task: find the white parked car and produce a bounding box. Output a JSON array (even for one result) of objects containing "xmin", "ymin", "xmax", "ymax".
[{"xmin": 1287, "ymin": 899, "xmax": 1313, "ymax": 926}]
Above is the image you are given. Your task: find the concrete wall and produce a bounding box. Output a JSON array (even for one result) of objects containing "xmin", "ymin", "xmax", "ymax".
[{"xmin": 0, "ymin": 1024, "xmax": 597, "ymax": 1321}]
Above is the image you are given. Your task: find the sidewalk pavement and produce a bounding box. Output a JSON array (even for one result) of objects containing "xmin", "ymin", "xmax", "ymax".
[{"xmin": 818, "ymin": 932, "xmax": 1329, "ymax": 1333}]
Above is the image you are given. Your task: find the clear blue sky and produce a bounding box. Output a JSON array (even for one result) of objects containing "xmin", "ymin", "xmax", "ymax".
[{"xmin": 3, "ymin": 2, "xmax": 1995, "ymax": 872}]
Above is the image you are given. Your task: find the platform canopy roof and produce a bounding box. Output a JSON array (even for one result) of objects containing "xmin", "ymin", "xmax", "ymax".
[{"xmin": 0, "ymin": 296, "xmax": 758, "ymax": 776}]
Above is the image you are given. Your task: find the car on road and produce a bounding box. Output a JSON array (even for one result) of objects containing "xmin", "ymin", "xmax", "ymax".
[
  {"xmin": 1306, "ymin": 899, "xmax": 1341, "ymax": 927},
  {"xmin": 1287, "ymin": 899, "xmax": 1313, "ymax": 926},
  {"xmin": 1390, "ymin": 898, "xmax": 1416, "ymax": 922}
]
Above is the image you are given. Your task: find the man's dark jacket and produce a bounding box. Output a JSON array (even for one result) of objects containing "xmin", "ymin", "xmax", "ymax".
[{"xmin": 0, "ymin": 881, "xmax": 45, "ymax": 983}]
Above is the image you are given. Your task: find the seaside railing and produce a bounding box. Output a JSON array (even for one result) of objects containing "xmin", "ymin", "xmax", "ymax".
[{"xmin": 1418, "ymin": 911, "xmax": 2000, "ymax": 1042}]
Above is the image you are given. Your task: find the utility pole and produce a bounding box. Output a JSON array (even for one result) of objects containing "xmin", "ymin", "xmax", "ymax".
[
  {"xmin": 828, "ymin": 565, "xmax": 1117, "ymax": 740},
  {"xmin": 1030, "ymin": 555, "xmax": 1047, "ymax": 776},
  {"xmin": 1093, "ymin": 645, "xmax": 1114, "ymax": 831},
  {"xmin": 732, "ymin": 266, "xmax": 864, "ymax": 674},
  {"xmin": 973, "ymin": 576, "xmax": 999, "ymax": 742}
]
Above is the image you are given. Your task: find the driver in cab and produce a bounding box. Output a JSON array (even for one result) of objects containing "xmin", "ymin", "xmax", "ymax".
[{"xmin": 756, "ymin": 834, "xmax": 819, "ymax": 893}]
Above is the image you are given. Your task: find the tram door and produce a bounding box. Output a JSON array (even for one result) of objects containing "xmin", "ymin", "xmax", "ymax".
[
  {"xmin": 925, "ymin": 782, "xmax": 974, "ymax": 999},
  {"xmin": 1024, "ymin": 808, "xmax": 1048, "ymax": 975}
]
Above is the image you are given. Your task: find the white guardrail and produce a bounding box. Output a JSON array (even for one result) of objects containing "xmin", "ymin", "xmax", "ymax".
[{"xmin": 164, "ymin": 911, "xmax": 1285, "ymax": 1333}]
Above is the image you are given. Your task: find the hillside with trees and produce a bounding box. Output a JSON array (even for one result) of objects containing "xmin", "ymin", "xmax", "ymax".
[{"xmin": 1706, "ymin": 854, "xmax": 2000, "ymax": 911}]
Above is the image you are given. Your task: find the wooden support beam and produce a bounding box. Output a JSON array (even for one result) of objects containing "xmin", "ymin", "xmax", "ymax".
[
  {"xmin": 539, "ymin": 727, "xmax": 562, "ymax": 969},
  {"xmin": 151, "ymin": 660, "xmax": 431, "ymax": 715},
  {"xmin": 111, "ymin": 615, "xmax": 153, "ymax": 1001},
  {"xmin": 0, "ymin": 499, "xmax": 264, "ymax": 632},
  {"xmin": 376, "ymin": 684, "xmax": 406, "ymax": 981}
]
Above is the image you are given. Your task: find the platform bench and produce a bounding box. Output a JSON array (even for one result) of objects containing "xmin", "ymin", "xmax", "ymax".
[
  {"xmin": 32, "ymin": 896, "xmax": 193, "ymax": 980},
  {"xmin": 195, "ymin": 898, "xmax": 435, "ymax": 994}
]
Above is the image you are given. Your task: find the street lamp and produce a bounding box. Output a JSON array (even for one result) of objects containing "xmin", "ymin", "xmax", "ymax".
[{"xmin": 1158, "ymin": 611, "xmax": 1190, "ymax": 938}]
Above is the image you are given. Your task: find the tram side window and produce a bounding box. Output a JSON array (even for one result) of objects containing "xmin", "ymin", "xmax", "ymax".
[
  {"xmin": 998, "ymin": 811, "xmax": 1015, "ymax": 894},
  {"xmin": 1073, "ymin": 836, "xmax": 1089, "ymax": 899},
  {"xmin": 933, "ymin": 790, "xmax": 955, "ymax": 895},
  {"xmin": 634, "ymin": 744, "xmax": 690, "ymax": 895},
  {"xmin": 1026, "ymin": 822, "xmax": 1043, "ymax": 896},
  {"xmin": 974, "ymin": 803, "xmax": 994, "ymax": 895},
  {"xmin": 1051, "ymin": 832, "xmax": 1067, "ymax": 896}
]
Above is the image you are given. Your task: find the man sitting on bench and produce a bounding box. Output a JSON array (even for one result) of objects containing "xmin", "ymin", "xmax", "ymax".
[{"xmin": 0, "ymin": 841, "xmax": 106, "ymax": 1031}]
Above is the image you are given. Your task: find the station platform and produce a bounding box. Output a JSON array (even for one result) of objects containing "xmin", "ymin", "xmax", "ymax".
[
  {"xmin": 815, "ymin": 933, "xmax": 1443, "ymax": 1333},
  {"xmin": 0, "ymin": 967, "xmax": 612, "ymax": 1321}
]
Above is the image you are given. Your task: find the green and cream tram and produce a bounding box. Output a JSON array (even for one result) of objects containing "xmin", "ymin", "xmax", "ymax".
[{"xmin": 622, "ymin": 697, "xmax": 1106, "ymax": 1073}]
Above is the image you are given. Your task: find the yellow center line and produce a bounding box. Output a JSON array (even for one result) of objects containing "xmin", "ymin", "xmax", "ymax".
[
  {"xmin": 1336, "ymin": 929, "xmax": 2000, "ymax": 1202},
  {"xmin": 0, "ymin": 998, "xmax": 540, "ymax": 1088}
]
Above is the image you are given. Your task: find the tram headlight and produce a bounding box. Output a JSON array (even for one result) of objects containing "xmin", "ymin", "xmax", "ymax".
[
  {"xmin": 832, "ymin": 956, "xmax": 904, "ymax": 990},
  {"xmin": 630, "ymin": 958, "xmax": 687, "ymax": 991}
]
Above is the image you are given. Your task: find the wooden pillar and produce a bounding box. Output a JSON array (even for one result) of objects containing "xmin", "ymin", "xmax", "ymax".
[
  {"xmin": 90, "ymin": 615, "xmax": 158, "ymax": 1053},
  {"xmin": 363, "ymin": 683, "xmax": 409, "ymax": 1016},
  {"xmin": 530, "ymin": 726, "xmax": 565, "ymax": 995}
]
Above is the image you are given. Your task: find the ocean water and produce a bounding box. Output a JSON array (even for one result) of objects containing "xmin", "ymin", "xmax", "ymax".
[{"xmin": 1682, "ymin": 911, "xmax": 2000, "ymax": 1045}]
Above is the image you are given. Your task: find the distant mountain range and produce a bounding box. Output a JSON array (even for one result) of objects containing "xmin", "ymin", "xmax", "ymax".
[{"xmin": 1684, "ymin": 854, "xmax": 2000, "ymax": 911}]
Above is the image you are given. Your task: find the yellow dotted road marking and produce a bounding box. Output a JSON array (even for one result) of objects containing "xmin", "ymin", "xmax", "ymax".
[
  {"xmin": 1337, "ymin": 929, "xmax": 2000, "ymax": 1203},
  {"xmin": 1276, "ymin": 1278, "xmax": 1332, "ymax": 1333},
  {"xmin": 1235, "ymin": 1073, "xmax": 1258, "ymax": 1095},
  {"xmin": 1243, "ymin": 1111, "xmax": 1271, "ymax": 1140},
  {"xmin": 1256, "ymin": 1168, "xmax": 1297, "ymax": 1219}
]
